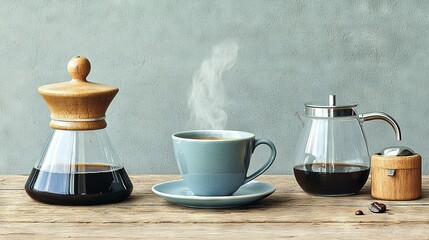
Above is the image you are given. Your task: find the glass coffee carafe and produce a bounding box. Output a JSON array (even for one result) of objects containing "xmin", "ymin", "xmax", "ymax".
[
  {"xmin": 293, "ymin": 95, "xmax": 401, "ymax": 196},
  {"xmin": 25, "ymin": 56, "xmax": 133, "ymax": 205}
]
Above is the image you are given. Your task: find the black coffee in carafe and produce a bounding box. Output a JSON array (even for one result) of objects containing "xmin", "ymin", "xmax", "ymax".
[{"xmin": 26, "ymin": 164, "xmax": 133, "ymax": 205}]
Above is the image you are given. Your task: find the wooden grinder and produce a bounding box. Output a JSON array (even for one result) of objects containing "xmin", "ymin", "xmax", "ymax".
[
  {"xmin": 371, "ymin": 147, "xmax": 421, "ymax": 200},
  {"xmin": 38, "ymin": 56, "xmax": 118, "ymax": 130}
]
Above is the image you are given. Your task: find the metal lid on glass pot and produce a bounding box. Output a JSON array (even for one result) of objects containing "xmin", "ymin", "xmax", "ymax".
[
  {"xmin": 305, "ymin": 95, "xmax": 357, "ymax": 117},
  {"xmin": 38, "ymin": 56, "xmax": 118, "ymax": 130}
]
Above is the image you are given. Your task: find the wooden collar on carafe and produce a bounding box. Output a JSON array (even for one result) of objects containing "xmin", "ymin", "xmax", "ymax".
[{"xmin": 38, "ymin": 56, "xmax": 119, "ymax": 130}]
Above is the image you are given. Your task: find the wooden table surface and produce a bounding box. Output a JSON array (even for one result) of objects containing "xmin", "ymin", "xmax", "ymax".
[{"xmin": 1, "ymin": 175, "xmax": 429, "ymax": 239}]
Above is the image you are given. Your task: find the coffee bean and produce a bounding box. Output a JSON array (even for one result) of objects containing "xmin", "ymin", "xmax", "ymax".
[
  {"xmin": 355, "ymin": 210, "xmax": 364, "ymax": 215},
  {"xmin": 368, "ymin": 202, "xmax": 387, "ymax": 213}
]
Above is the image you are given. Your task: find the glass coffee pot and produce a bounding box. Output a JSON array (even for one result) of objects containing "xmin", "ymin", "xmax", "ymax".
[
  {"xmin": 25, "ymin": 56, "xmax": 133, "ymax": 205},
  {"xmin": 293, "ymin": 95, "xmax": 401, "ymax": 196}
]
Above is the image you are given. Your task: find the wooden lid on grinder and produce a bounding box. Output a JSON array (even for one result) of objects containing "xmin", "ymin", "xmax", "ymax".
[
  {"xmin": 38, "ymin": 56, "xmax": 118, "ymax": 130},
  {"xmin": 372, "ymin": 146, "xmax": 420, "ymax": 169}
]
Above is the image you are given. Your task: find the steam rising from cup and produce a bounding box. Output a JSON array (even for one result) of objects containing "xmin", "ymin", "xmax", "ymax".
[{"xmin": 188, "ymin": 40, "xmax": 239, "ymax": 130}]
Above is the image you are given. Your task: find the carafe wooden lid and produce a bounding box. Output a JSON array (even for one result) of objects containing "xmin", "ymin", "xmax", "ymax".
[{"xmin": 38, "ymin": 56, "xmax": 118, "ymax": 130}]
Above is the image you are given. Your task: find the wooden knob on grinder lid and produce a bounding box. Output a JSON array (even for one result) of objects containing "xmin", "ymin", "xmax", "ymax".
[{"xmin": 38, "ymin": 56, "xmax": 119, "ymax": 130}]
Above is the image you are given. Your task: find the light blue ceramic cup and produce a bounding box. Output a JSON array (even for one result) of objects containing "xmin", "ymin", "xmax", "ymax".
[{"xmin": 172, "ymin": 130, "xmax": 277, "ymax": 196}]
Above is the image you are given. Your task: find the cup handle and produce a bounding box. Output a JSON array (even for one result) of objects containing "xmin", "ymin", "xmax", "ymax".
[{"xmin": 244, "ymin": 139, "xmax": 277, "ymax": 184}]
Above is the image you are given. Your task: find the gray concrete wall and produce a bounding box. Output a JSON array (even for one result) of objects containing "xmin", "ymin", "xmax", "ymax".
[{"xmin": 1, "ymin": 0, "xmax": 428, "ymax": 174}]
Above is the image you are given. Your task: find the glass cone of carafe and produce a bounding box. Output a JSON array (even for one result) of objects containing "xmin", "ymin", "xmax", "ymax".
[{"xmin": 25, "ymin": 129, "xmax": 132, "ymax": 205}]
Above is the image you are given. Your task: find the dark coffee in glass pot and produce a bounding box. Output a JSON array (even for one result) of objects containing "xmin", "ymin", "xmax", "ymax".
[{"xmin": 294, "ymin": 163, "xmax": 370, "ymax": 195}]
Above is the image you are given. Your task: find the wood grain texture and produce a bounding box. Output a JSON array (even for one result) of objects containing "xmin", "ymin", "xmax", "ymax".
[
  {"xmin": 371, "ymin": 154, "xmax": 421, "ymax": 200},
  {"xmin": 38, "ymin": 56, "xmax": 118, "ymax": 130},
  {"xmin": 1, "ymin": 175, "xmax": 429, "ymax": 239}
]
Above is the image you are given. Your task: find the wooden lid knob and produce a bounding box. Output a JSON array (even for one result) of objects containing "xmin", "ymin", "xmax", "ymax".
[
  {"xmin": 67, "ymin": 56, "xmax": 91, "ymax": 81},
  {"xmin": 38, "ymin": 56, "xmax": 119, "ymax": 130}
]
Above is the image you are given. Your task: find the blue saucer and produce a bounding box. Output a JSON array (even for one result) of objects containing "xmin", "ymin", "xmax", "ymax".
[{"xmin": 152, "ymin": 180, "xmax": 275, "ymax": 208}]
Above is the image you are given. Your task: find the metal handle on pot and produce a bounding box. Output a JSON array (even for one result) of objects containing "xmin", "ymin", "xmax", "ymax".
[{"xmin": 358, "ymin": 112, "xmax": 402, "ymax": 141}]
